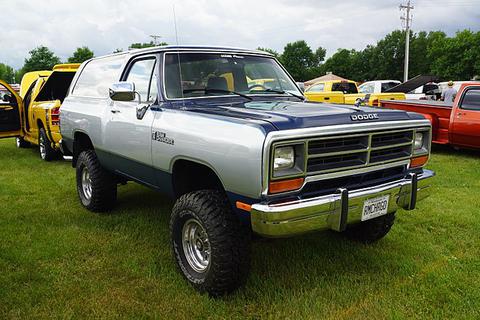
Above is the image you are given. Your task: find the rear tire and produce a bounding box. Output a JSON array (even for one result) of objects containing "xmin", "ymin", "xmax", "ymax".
[
  {"xmin": 76, "ymin": 150, "xmax": 117, "ymax": 212},
  {"xmin": 39, "ymin": 128, "xmax": 57, "ymax": 161},
  {"xmin": 344, "ymin": 212, "xmax": 396, "ymax": 244},
  {"xmin": 170, "ymin": 190, "xmax": 251, "ymax": 296},
  {"xmin": 16, "ymin": 137, "xmax": 30, "ymax": 148}
]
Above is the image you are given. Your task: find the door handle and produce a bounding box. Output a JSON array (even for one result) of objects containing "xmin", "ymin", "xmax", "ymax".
[{"xmin": 110, "ymin": 107, "xmax": 121, "ymax": 114}]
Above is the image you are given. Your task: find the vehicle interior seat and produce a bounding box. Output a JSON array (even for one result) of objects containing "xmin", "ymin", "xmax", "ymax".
[{"xmin": 207, "ymin": 77, "xmax": 228, "ymax": 91}]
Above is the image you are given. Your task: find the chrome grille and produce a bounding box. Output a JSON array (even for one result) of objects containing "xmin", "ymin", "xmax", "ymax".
[{"xmin": 306, "ymin": 129, "xmax": 414, "ymax": 174}]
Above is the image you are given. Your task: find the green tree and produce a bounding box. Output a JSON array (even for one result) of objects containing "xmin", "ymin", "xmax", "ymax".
[
  {"xmin": 428, "ymin": 30, "xmax": 480, "ymax": 80},
  {"xmin": 0, "ymin": 63, "xmax": 16, "ymax": 83},
  {"xmin": 22, "ymin": 46, "xmax": 61, "ymax": 74},
  {"xmin": 320, "ymin": 49, "xmax": 356, "ymax": 80},
  {"xmin": 68, "ymin": 46, "xmax": 94, "ymax": 63},
  {"xmin": 280, "ymin": 40, "xmax": 326, "ymax": 81}
]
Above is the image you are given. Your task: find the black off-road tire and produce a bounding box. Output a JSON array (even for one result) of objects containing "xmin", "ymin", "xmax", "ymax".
[
  {"xmin": 76, "ymin": 150, "xmax": 117, "ymax": 212},
  {"xmin": 344, "ymin": 212, "xmax": 396, "ymax": 244},
  {"xmin": 16, "ymin": 137, "xmax": 30, "ymax": 148},
  {"xmin": 39, "ymin": 127, "xmax": 58, "ymax": 161},
  {"xmin": 170, "ymin": 190, "xmax": 251, "ymax": 296}
]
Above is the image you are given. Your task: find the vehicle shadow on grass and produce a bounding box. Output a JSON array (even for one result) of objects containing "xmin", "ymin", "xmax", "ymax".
[
  {"xmin": 432, "ymin": 144, "xmax": 480, "ymax": 158},
  {"xmin": 91, "ymin": 184, "xmax": 410, "ymax": 299}
]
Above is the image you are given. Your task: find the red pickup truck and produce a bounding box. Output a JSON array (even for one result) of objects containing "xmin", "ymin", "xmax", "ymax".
[{"xmin": 381, "ymin": 82, "xmax": 480, "ymax": 149}]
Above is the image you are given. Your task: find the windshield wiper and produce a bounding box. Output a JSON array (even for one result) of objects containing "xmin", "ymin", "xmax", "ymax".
[
  {"xmin": 263, "ymin": 88, "xmax": 305, "ymax": 101},
  {"xmin": 183, "ymin": 88, "xmax": 253, "ymax": 101}
]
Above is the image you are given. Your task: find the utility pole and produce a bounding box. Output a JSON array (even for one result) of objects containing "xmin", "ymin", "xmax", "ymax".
[
  {"xmin": 149, "ymin": 35, "xmax": 162, "ymax": 46},
  {"xmin": 400, "ymin": 0, "xmax": 414, "ymax": 82}
]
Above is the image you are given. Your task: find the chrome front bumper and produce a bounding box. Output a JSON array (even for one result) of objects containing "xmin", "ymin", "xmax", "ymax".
[{"xmin": 251, "ymin": 169, "xmax": 434, "ymax": 237}]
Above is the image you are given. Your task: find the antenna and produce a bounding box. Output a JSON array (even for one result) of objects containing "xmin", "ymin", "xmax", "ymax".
[
  {"xmin": 173, "ymin": 4, "xmax": 186, "ymax": 106},
  {"xmin": 173, "ymin": 5, "xmax": 180, "ymax": 46}
]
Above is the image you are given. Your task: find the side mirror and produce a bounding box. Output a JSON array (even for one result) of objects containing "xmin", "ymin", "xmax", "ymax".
[{"xmin": 109, "ymin": 82, "xmax": 136, "ymax": 101}]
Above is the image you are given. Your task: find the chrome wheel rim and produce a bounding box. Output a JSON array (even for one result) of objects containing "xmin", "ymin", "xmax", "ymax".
[
  {"xmin": 81, "ymin": 167, "xmax": 93, "ymax": 200},
  {"xmin": 182, "ymin": 218, "xmax": 210, "ymax": 273},
  {"xmin": 39, "ymin": 135, "xmax": 46, "ymax": 159}
]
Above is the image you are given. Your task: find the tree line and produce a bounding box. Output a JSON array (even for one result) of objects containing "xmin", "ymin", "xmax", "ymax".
[
  {"xmin": 1, "ymin": 29, "xmax": 479, "ymax": 84},
  {"xmin": 261, "ymin": 29, "xmax": 480, "ymax": 82}
]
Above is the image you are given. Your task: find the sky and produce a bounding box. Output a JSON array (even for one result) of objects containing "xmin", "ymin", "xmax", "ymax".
[{"xmin": 1, "ymin": 0, "xmax": 479, "ymax": 69}]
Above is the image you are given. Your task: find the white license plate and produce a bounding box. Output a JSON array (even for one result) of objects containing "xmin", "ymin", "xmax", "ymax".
[{"xmin": 361, "ymin": 195, "xmax": 390, "ymax": 221}]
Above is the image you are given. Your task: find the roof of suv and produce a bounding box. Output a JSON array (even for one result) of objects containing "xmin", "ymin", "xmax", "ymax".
[
  {"xmin": 130, "ymin": 45, "xmax": 273, "ymax": 55},
  {"xmin": 89, "ymin": 45, "xmax": 274, "ymax": 63}
]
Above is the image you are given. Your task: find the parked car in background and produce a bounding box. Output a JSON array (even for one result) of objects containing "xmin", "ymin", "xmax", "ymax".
[
  {"xmin": 381, "ymin": 82, "xmax": 480, "ymax": 150},
  {"xmin": 406, "ymin": 83, "xmax": 440, "ymax": 100},
  {"xmin": 58, "ymin": 46, "xmax": 434, "ymax": 296},
  {"xmin": 305, "ymin": 80, "xmax": 405, "ymax": 106},
  {"xmin": 359, "ymin": 80, "xmax": 440, "ymax": 100},
  {"xmin": 0, "ymin": 63, "xmax": 79, "ymax": 160},
  {"xmin": 358, "ymin": 80, "xmax": 401, "ymax": 95}
]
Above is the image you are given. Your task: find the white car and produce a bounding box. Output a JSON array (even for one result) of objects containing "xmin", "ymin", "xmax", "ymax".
[{"xmin": 359, "ymin": 80, "xmax": 439, "ymax": 100}]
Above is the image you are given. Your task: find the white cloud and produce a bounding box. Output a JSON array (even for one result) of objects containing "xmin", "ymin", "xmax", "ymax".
[{"xmin": 1, "ymin": 0, "xmax": 478, "ymax": 69}]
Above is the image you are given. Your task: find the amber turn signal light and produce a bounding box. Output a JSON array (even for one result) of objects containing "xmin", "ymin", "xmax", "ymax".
[
  {"xmin": 269, "ymin": 177, "xmax": 304, "ymax": 194},
  {"xmin": 235, "ymin": 201, "xmax": 252, "ymax": 212},
  {"xmin": 410, "ymin": 155, "xmax": 429, "ymax": 168}
]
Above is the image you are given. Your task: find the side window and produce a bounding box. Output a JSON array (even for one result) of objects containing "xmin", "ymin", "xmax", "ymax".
[
  {"xmin": 126, "ymin": 58, "xmax": 157, "ymax": 103},
  {"xmin": 72, "ymin": 55, "xmax": 125, "ymax": 97},
  {"xmin": 0, "ymin": 84, "xmax": 13, "ymax": 104},
  {"xmin": 359, "ymin": 84, "xmax": 374, "ymax": 94},
  {"xmin": 381, "ymin": 82, "xmax": 398, "ymax": 92},
  {"xmin": 461, "ymin": 89, "xmax": 480, "ymax": 111},
  {"xmin": 307, "ymin": 84, "xmax": 324, "ymax": 92}
]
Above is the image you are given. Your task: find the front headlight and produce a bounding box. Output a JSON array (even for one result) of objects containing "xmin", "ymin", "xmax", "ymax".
[
  {"xmin": 274, "ymin": 146, "xmax": 295, "ymax": 171},
  {"xmin": 414, "ymin": 132, "xmax": 424, "ymax": 150}
]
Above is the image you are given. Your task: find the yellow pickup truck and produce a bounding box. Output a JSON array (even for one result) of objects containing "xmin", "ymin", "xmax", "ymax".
[
  {"xmin": 0, "ymin": 63, "xmax": 79, "ymax": 160},
  {"xmin": 304, "ymin": 80, "xmax": 405, "ymax": 106}
]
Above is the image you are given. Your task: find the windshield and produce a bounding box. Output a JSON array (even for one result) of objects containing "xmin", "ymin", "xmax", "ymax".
[{"xmin": 164, "ymin": 53, "xmax": 301, "ymax": 99}]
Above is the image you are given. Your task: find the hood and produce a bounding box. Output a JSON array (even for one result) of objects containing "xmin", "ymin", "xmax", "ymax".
[{"xmin": 174, "ymin": 99, "xmax": 425, "ymax": 131}]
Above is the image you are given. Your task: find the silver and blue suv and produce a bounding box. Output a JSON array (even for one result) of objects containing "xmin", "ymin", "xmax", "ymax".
[{"xmin": 60, "ymin": 46, "xmax": 434, "ymax": 295}]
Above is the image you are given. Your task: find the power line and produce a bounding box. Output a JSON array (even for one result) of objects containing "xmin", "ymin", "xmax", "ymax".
[{"xmin": 400, "ymin": 0, "xmax": 414, "ymax": 82}]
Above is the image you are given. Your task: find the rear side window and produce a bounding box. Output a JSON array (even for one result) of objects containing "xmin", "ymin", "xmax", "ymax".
[
  {"xmin": 72, "ymin": 55, "xmax": 125, "ymax": 97},
  {"xmin": 307, "ymin": 84, "xmax": 325, "ymax": 92},
  {"xmin": 381, "ymin": 82, "xmax": 398, "ymax": 92},
  {"xmin": 331, "ymin": 82, "xmax": 357, "ymax": 94},
  {"xmin": 461, "ymin": 89, "xmax": 480, "ymax": 111},
  {"xmin": 359, "ymin": 83, "xmax": 374, "ymax": 94},
  {"xmin": 125, "ymin": 58, "xmax": 158, "ymax": 103}
]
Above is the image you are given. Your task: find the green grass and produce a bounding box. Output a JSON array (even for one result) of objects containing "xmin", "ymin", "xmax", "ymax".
[{"xmin": 1, "ymin": 138, "xmax": 479, "ymax": 319}]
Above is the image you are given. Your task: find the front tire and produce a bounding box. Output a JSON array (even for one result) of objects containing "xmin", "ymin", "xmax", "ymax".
[
  {"xmin": 76, "ymin": 150, "xmax": 117, "ymax": 212},
  {"xmin": 39, "ymin": 128, "xmax": 57, "ymax": 161},
  {"xmin": 170, "ymin": 190, "xmax": 251, "ymax": 296},
  {"xmin": 344, "ymin": 212, "xmax": 396, "ymax": 244}
]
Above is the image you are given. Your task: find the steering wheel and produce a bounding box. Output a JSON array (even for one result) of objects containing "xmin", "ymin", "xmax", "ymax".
[{"xmin": 248, "ymin": 84, "xmax": 268, "ymax": 91}]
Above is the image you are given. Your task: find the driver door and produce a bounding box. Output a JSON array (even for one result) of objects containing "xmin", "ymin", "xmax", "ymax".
[{"xmin": 0, "ymin": 80, "xmax": 23, "ymax": 138}]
